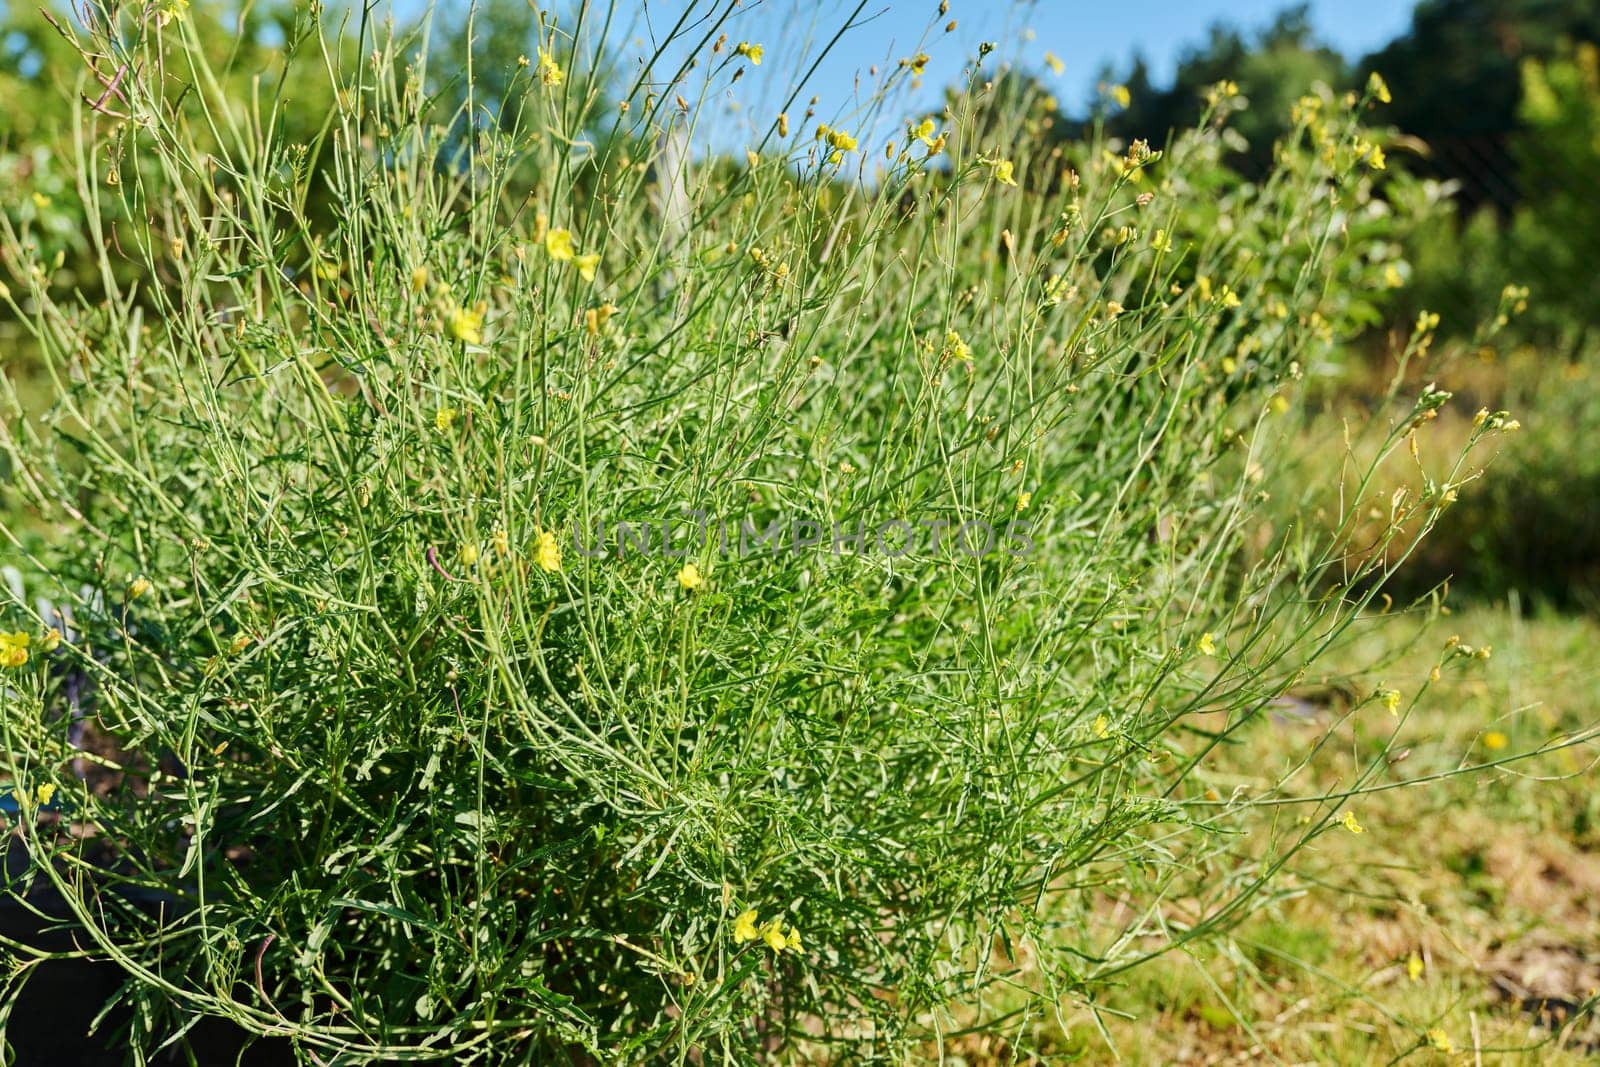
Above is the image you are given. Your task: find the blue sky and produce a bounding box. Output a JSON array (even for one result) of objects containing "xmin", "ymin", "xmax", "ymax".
[
  {"xmin": 733, "ymin": 0, "xmax": 1416, "ymax": 103},
  {"xmin": 595, "ymin": 0, "xmax": 1417, "ymax": 151}
]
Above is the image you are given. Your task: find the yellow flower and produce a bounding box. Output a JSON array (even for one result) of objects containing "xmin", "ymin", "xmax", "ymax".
[
  {"xmin": 1368, "ymin": 144, "xmax": 1386, "ymax": 170},
  {"xmin": 129, "ymin": 577, "xmax": 152, "ymax": 599},
  {"xmin": 1270, "ymin": 394, "xmax": 1291, "ymax": 415},
  {"xmin": 1382, "ymin": 689, "xmax": 1401, "ymax": 715},
  {"xmin": 435, "ymin": 405, "xmax": 458, "ymax": 432},
  {"xmin": 1407, "ymin": 952, "xmax": 1425, "ymax": 982},
  {"xmin": 1219, "ymin": 286, "xmax": 1242, "ymax": 309},
  {"xmin": 534, "ymin": 529, "xmax": 561, "ymax": 573},
  {"xmin": 537, "ymin": 47, "xmax": 564, "ymax": 86},
  {"xmin": 906, "ymin": 52, "xmax": 929, "ymax": 77},
  {"xmin": 410, "ymin": 266, "xmax": 429, "ymax": 293},
  {"xmin": 585, "ymin": 303, "xmax": 617, "ymax": 336},
  {"xmin": 1368, "ymin": 71, "xmax": 1392, "ymax": 105},
  {"xmin": 1198, "ymin": 632, "xmax": 1216, "ymax": 656},
  {"xmin": 735, "ymin": 41, "xmax": 764, "ymax": 65},
  {"xmin": 491, "ymin": 526, "xmax": 510, "ymax": 557},
  {"xmin": 0, "ymin": 630, "xmax": 31, "ymax": 669},
  {"xmin": 1426, "ymin": 1028, "xmax": 1453, "ymax": 1053},
  {"xmin": 1105, "ymin": 300, "xmax": 1124, "ymax": 318},
  {"xmin": 545, "ymin": 228, "xmax": 575, "ymax": 262},
  {"xmin": 1341, "ymin": 810, "xmax": 1365, "ymax": 834},
  {"xmin": 459, "ymin": 543, "xmax": 480, "ymax": 568},
  {"xmin": 943, "ymin": 329, "xmax": 972, "ymax": 363},
  {"xmin": 992, "ymin": 159, "xmax": 1017, "ymax": 186},
  {"xmin": 1205, "ymin": 79, "xmax": 1240, "ymax": 106},
  {"xmin": 446, "ymin": 303, "xmax": 485, "ymax": 344},
  {"xmin": 1093, "ymin": 714, "xmax": 1110, "ymax": 738},
  {"xmin": 39, "ymin": 627, "xmax": 61, "ymax": 653},
  {"xmin": 1483, "ymin": 730, "xmax": 1508, "ymax": 751},
  {"xmin": 156, "ymin": 0, "xmax": 188, "ymax": 26},
  {"xmin": 762, "ymin": 919, "xmax": 788, "ymax": 952},
  {"xmin": 677, "ymin": 562, "xmax": 705, "ymax": 591},
  {"xmin": 732, "ymin": 909, "xmax": 760, "ymax": 943},
  {"xmin": 574, "ymin": 252, "xmax": 600, "ymax": 283},
  {"xmin": 912, "ymin": 118, "xmax": 937, "ymax": 146},
  {"xmin": 1044, "ymin": 51, "xmax": 1064, "ymax": 75},
  {"xmin": 786, "ymin": 924, "xmax": 802, "ymax": 951},
  {"xmin": 826, "ymin": 128, "xmax": 858, "ymax": 152},
  {"xmin": 1015, "ymin": 492, "xmax": 1032, "ymax": 513},
  {"xmin": 1110, "ymin": 83, "xmax": 1131, "ymax": 108},
  {"xmin": 31, "ymin": 192, "xmax": 52, "ymax": 209},
  {"xmin": 35, "ymin": 783, "xmax": 56, "ymax": 806}
]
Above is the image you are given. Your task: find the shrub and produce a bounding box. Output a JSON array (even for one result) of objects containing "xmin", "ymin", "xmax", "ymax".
[
  {"xmin": 1397, "ymin": 44, "xmax": 1600, "ymax": 352},
  {"xmin": 0, "ymin": 4, "xmax": 1486, "ymax": 1062},
  {"xmin": 1386, "ymin": 344, "xmax": 1600, "ymax": 608}
]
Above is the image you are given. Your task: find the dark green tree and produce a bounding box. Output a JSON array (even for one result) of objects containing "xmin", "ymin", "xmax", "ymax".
[
  {"xmin": 1105, "ymin": 6, "xmax": 1346, "ymax": 172},
  {"xmin": 1359, "ymin": 0, "xmax": 1600, "ymax": 213}
]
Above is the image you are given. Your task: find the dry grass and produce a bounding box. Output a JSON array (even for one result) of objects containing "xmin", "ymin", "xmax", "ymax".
[{"xmin": 923, "ymin": 602, "xmax": 1600, "ymax": 1064}]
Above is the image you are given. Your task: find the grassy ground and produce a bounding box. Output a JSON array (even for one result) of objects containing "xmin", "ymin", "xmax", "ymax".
[{"xmin": 936, "ymin": 601, "xmax": 1600, "ymax": 1063}]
